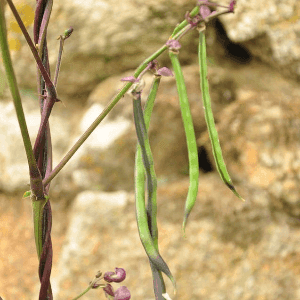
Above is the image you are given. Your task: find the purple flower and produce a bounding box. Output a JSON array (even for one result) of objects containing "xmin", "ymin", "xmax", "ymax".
[
  {"xmin": 199, "ymin": 5, "xmax": 212, "ymax": 19},
  {"xmin": 103, "ymin": 284, "xmax": 115, "ymax": 296},
  {"xmin": 114, "ymin": 286, "xmax": 131, "ymax": 300},
  {"xmin": 166, "ymin": 39, "xmax": 181, "ymax": 51},
  {"xmin": 156, "ymin": 67, "xmax": 173, "ymax": 77},
  {"xmin": 104, "ymin": 268, "xmax": 126, "ymax": 283}
]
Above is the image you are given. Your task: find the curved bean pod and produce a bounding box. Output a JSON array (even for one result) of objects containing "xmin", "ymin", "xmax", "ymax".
[
  {"xmin": 134, "ymin": 92, "xmax": 158, "ymax": 243},
  {"xmin": 198, "ymin": 31, "xmax": 244, "ymax": 201},
  {"xmin": 135, "ymin": 76, "xmax": 169, "ymax": 299},
  {"xmin": 143, "ymin": 76, "xmax": 161, "ymax": 244},
  {"xmin": 169, "ymin": 51, "xmax": 200, "ymax": 237},
  {"xmin": 133, "ymin": 92, "xmax": 176, "ymax": 292}
]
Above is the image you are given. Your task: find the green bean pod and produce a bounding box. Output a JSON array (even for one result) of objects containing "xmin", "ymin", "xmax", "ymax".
[
  {"xmin": 143, "ymin": 76, "xmax": 161, "ymax": 243},
  {"xmin": 133, "ymin": 91, "xmax": 176, "ymax": 292},
  {"xmin": 134, "ymin": 91, "xmax": 158, "ymax": 244},
  {"xmin": 135, "ymin": 76, "xmax": 169, "ymax": 299},
  {"xmin": 198, "ymin": 31, "xmax": 244, "ymax": 201},
  {"xmin": 169, "ymin": 50, "xmax": 200, "ymax": 237}
]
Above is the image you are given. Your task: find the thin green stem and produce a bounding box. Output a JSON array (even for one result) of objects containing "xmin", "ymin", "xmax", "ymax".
[
  {"xmin": 171, "ymin": 6, "xmax": 200, "ymax": 38},
  {"xmin": 53, "ymin": 38, "xmax": 64, "ymax": 88},
  {"xmin": 71, "ymin": 286, "xmax": 92, "ymax": 300},
  {"xmin": 5, "ymin": 0, "xmax": 57, "ymax": 99},
  {"xmin": 0, "ymin": 2, "xmax": 41, "ymax": 181}
]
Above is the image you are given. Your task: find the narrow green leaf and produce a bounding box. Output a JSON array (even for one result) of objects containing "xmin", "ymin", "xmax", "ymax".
[
  {"xmin": 32, "ymin": 194, "xmax": 49, "ymax": 259},
  {"xmin": 23, "ymin": 190, "xmax": 31, "ymax": 198}
]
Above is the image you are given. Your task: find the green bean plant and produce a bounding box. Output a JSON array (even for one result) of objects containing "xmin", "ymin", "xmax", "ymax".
[{"xmin": 0, "ymin": 0, "xmax": 242, "ymax": 299}]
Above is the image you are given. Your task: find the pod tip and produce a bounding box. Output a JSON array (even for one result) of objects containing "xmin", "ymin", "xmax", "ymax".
[{"xmin": 182, "ymin": 222, "xmax": 187, "ymax": 239}]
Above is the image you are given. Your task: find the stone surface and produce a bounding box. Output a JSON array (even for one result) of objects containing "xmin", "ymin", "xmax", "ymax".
[
  {"xmin": 35, "ymin": 175, "xmax": 300, "ymax": 299},
  {"xmin": 1, "ymin": 2, "xmax": 300, "ymax": 299},
  {"xmin": 1, "ymin": 55, "xmax": 300, "ymax": 298},
  {"xmin": 221, "ymin": 0, "xmax": 300, "ymax": 81}
]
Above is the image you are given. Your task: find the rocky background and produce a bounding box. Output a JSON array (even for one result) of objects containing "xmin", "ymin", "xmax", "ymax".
[{"xmin": 1, "ymin": 0, "xmax": 300, "ymax": 299}]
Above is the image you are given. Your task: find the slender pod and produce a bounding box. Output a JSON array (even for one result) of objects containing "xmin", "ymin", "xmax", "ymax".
[
  {"xmin": 143, "ymin": 76, "xmax": 161, "ymax": 245},
  {"xmin": 198, "ymin": 30, "xmax": 244, "ymax": 201},
  {"xmin": 133, "ymin": 92, "xmax": 176, "ymax": 292},
  {"xmin": 136, "ymin": 76, "xmax": 167, "ymax": 299},
  {"xmin": 169, "ymin": 50, "xmax": 200, "ymax": 237},
  {"xmin": 133, "ymin": 92, "xmax": 158, "ymax": 243},
  {"xmin": 150, "ymin": 260, "xmax": 167, "ymax": 300}
]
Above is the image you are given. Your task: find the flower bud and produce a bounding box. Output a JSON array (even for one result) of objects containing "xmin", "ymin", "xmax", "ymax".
[
  {"xmin": 103, "ymin": 283, "xmax": 114, "ymax": 296},
  {"xmin": 200, "ymin": 5, "xmax": 211, "ymax": 19},
  {"xmin": 95, "ymin": 271, "xmax": 102, "ymax": 278},
  {"xmin": 156, "ymin": 67, "xmax": 173, "ymax": 77},
  {"xmin": 229, "ymin": 0, "xmax": 236, "ymax": 12},
  {"xmin": 166, "ymin": 40, "xmax": 181, "ymax": 51},
  {"xmin": 63, "ymin": 27, "xmax": 73, "ymax": 39}
]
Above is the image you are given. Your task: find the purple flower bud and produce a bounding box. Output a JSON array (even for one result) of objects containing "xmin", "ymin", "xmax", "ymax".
[
  {"xmin": 92, "ymin": 282, "xmax": 102, "ymax": 289},
  {"xmin": 114, "ymin": 286, "xmax": 131, "ymax": 300},
  {"xmin": 148, "ymin": 60, "xmax": 159, "ymax": 70},
  {"xmin": 104, "ymin": 268, "xmax": 126, "ymax": 283},
  {"xmin": 121, "ymin": 76, "xmax": 139, "ymax": 83},
  {"xmin": 156, "ymin": 67, "xmax": 173, "ymax": 77},
  {"xmin": 229, "ymin": 0, "xmax": 236, "ymax": 12},
  {"xmin": 200, "ymin": 5, "xmax": 212, "ymax": 19},
  {"xmin": 103, "ymin": 284, "xmax": 114, "ymax": 296},
  {"xmin": 166, "ymin": 40, "xmax": 181, "ymax": 51}
]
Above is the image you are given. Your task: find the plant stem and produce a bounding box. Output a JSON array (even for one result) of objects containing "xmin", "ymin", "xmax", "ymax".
[
  {"xmin": 5, "ymin": 0, "xmax": 57, "ymax": 99},
  {"xmin": 0, "ymin": 1, "xmax": 42, "ymax": 189},
  {"xmin": 171, "ymin": 6, "xmax": 200, "ymax": 37},
  {"xmin": 71, "ymin": 286, "xmax": 92, "ymax": 300},
  {"xmin": 53, "ymin": 37, "xmax": 64, "ymax": 88}
]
